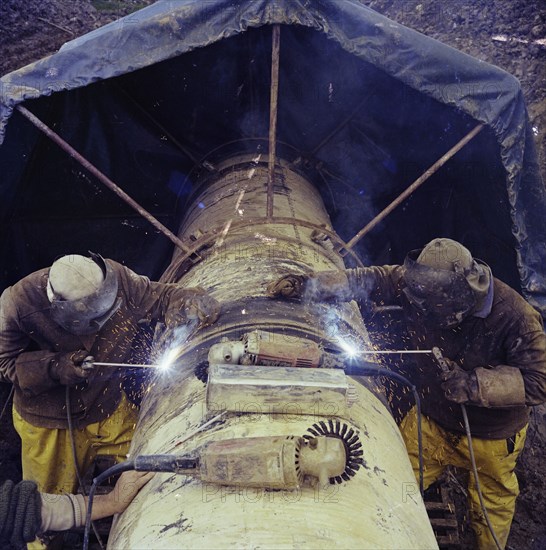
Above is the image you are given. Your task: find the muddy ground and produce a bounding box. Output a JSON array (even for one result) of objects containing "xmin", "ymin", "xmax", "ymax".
[{"xmin": 1, "ymin": 1, "xmax": 545, "ymax": 548}]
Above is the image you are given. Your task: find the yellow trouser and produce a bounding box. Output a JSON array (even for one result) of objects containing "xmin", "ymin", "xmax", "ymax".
[
  {"xmin": 13, "ymin": 392, "xmax": 138, "ymax": 495},
  {"xmin": 400, "ymin": 406, "xmax": 527, "ymax": 550}
]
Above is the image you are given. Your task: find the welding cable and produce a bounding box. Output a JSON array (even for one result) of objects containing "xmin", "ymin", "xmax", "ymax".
[
  {"xmin": 85, "ymin": 411, "xmax": 226, "ymax": 549},
  {"xmin": 344, "ymin": 363, "xmax": 424, "ymax": 497},
  {"xmin": 65, "ymin": 387, "xmax": 105, "ymax": 550},
  {"xmin": 461, "ymin": 404, "xmax": 502, "ymax": 550},
  {"xmin": 83, "ymin": 460, "xmax": 136, "ymax": 550},
  {"xmin": 83, "ymin": 454, "xmax": 199, "ymax": 550},
  {"xmin": 0, "ymin": 385, "xmax": 14, "ymax": 423}
]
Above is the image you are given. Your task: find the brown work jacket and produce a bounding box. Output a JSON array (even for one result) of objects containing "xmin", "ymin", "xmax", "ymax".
[
  {"xmin": 0, "ymin": 260, "xmax": 191, "ymax": 429},
  {"xmin": 347, "ymin": 265, "xmax": 546, "ymax": 439}
]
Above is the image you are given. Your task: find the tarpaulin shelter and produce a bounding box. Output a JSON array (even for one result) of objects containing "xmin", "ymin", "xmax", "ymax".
[{"xmin": 1, "ymin": 0, "xmax": 544, "ymax": 317}]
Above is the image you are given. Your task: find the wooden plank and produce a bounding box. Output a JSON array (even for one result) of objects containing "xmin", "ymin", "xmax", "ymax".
[
  {"xmin": 426, "ymin": 501, "xmax": 453, "ymax": 511},
  {"xmin": 429, "ymin": 518, "xmax": 459, "ymax": 528}
]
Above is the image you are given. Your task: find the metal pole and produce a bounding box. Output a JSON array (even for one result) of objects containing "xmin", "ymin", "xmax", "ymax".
[
  {"xmin": 342, "ymin": 123, "xmax": 484, "ymax": 253},
  {"xmin": 357, "ymin": 350, "xmax": 432, "ymax": 355},
  {"xmin": 93, "ymin": 361, "xmax": 158, "ymax": 368},
  {"xmin": 267, "ymin": 25, "xmax": 281, "ymax": 218},
  {"xmin": 16, "ymin": 105, "xmax": 193, "ymax": 256}
]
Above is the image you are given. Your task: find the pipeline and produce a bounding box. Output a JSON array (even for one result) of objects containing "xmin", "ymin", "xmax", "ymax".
[{"xmin": 107, "ymin": 155, "xmax": 438, "ymax": 549}]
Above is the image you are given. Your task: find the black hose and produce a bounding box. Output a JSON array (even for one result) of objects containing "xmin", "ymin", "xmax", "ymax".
[
  {"xmin": 65, "ymin": 387, "xmax": 105, "ymax": 549},
  {"xmin": 461, "ymin": 404, "xmax": 502, "ymax": 550},
  {"xmin": 83, "ymin": 460, "xmax": 136, "ymax": 550},
  {"xmin": 0, "ymin": 385, "xmax": 14, "ymax": 423},
  {"xmin": 344, "ymin": 363, "xmax": 424, "ymax": 497}
]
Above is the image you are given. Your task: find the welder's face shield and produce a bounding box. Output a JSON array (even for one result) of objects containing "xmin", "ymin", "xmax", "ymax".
[
  {"xmin": 402, "ymin": 250, "xmax": 476, "ymax": 329},
  {"xmin": 48, "ymin": 255, "xmax": 121, "ymax": 335}
]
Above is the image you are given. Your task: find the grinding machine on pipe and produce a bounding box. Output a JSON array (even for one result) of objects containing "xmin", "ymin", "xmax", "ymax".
[{"xmin": 106, "ymin": 155, "xmax": 438, "ymax": 549}]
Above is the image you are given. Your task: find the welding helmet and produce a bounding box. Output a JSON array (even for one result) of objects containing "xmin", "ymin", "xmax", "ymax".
[
  {"xmin": 47, "ymin": 253, "xmax": 121, "ymax": 335},
  {"xmin": 402, "ymin": 238, "xmax": 490, "ymax": 328}
]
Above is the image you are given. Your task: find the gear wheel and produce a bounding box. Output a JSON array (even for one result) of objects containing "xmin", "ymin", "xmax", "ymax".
[{"xmin": 304, "ymin": 419, "xmax": 365, "ymax": 484}]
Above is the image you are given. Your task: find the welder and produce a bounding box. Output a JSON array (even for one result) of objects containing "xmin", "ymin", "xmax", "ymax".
[
  {"xmin": 0, "ymin": 253, "xmax": 219, "ymax": 503},
  {"xmin": 268, "ymin": 237, "xmax": 546, "ymax": 549}
]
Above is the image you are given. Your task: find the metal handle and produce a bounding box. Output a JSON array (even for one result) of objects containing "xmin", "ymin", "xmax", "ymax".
[
  {"xmin": 431, "ymin": 347, "xmax": 452, "ymax": 374},
  {"xmin": 81, "ymin": 355, "xmax": 95, "ymax": 372}
]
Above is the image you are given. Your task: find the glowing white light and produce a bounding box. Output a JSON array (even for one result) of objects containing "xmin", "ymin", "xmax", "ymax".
[
  {"xmin": 157, "ymin": 347, "xmax": 180, "ymax": 371},
  {"xmin": 241, "ymin": 309, "xmax": 246, "ymax": 315},
  {"xmin": 338, "ymin": 339, "xmax": 359, "ymax": 359}
]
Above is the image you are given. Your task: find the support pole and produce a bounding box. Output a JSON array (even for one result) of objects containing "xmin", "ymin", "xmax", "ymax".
[
  {"xmin": 17, "ymin": 105, "xmax": 193, "ymax": 255},
  {"xmin": 267, "ymin": 25, "xmax": 281, "ymax": 218},
  {"xmin": 342, "ymin": 123, "xmax": 484, "ymax": 254}
]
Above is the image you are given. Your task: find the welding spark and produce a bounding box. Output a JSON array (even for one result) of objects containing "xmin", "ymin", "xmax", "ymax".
[
  {"xmin": 157, "ymin": 346, "xmax": 180, "ymax": 372},
  {"xmin": 338, "ymin": 338, "xmax": 359, "ymax": 359}
]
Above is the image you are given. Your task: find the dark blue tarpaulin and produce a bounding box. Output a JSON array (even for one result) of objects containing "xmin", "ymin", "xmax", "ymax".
[{"xmin": 1, "ymin": 0, "xmax": 544, "ymax": 316}]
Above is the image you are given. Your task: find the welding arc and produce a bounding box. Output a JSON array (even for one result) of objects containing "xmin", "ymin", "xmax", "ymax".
[{"xmin": 304, "ymin": 419, "xmax": 364, "ymax": 484}]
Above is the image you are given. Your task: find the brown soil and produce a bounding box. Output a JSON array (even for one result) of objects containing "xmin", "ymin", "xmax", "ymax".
[{"xmin": 1, "ymin": 1, "xmax": 545, "ymax": 549}]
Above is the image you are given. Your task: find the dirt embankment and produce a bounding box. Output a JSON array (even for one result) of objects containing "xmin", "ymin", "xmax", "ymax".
[{"xmin": 366, "ymin": 0, "xmax": 546, "ymax": 195}]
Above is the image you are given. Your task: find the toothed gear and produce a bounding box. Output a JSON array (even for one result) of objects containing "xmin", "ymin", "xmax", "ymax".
[{"xmin": 304, "ymin": 419, "xmax": 365, "ymax": 484}]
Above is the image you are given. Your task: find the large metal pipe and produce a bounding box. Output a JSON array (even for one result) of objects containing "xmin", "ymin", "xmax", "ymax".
[{"xmin": 108, "ymin": 156, "xmax": 437, "ymax": 549}]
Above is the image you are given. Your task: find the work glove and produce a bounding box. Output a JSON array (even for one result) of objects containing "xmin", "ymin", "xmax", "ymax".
[
  {"xmin": 0, "ymin": 480, "xmax": 42, "ymax": 549},
  {"xmin": 266, "ymin": 274, "xmax": 307, "ymax": 299},
  {"xmin": 266, "ymin": 270, "xmax": 350, "ymax": 302},
  {"xmin": 440, "ymin": 358, "xmax": 479, "ymax": 404},
  {"xmin": 165, "ymin": 287, "xmax": 220, "ymax": 329},
  {"xmin": 50, "ymin": 350, "xmax": 93, "ymax": 386}
]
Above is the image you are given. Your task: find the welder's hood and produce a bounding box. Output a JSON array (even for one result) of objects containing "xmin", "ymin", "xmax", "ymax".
[
  {"xmin": 48, "ymin": 253, "xmax": 121, "ymax": 335},
  {"xmin": 0, "ymin": 0, "xmax": 544, "ymax": 318}
]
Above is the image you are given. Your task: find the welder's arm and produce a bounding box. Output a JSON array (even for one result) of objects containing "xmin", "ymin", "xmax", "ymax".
[
  {"xmin": 471, "ymin": 366, "xmax": 527, "ymax": 407},
  {"xmin": 346, "ymin": 265, "xmax": 404, "ymax": 304},
  {"xmin": 40, "ymin": 471, "xmax": 154, "ymax": 532},
  {"xmin": 266, "ymin": 270, "xmax": 355, "ymax": 301},
  {"xmin": 441, "ymin": 361, "xmax": 526, "ymax": 407},
  {"xmin": 0, "ymin": 328, "xmax": 90, "ymax": 395},
  {"xmin": 115, "ymin": 264, "xmax": 220, "ymax": 328},
  {"xmin": 11, "ymin": 350, "xmax": 92, "ymax": 395},
  {"xmin": 501, "ymin": 323, "xmax": 546, "ymax": 407},
  {"xmin": 0, "ymin": 286, "xmax": 27, "ymax": 384},
  {"xmin": 441, "ymin": 322, "xmax": 546, "ymax": 408},
  {"xmin": 162, "ymin": 287, "xmax": 220, "ymax": 329},
  {"xmin": 471, "ymin": 313, "xmax": 546, "ymax": 408},
  {"xmin": 267, "ymin": 265, "xmax": 403, "ymax": 303}
]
